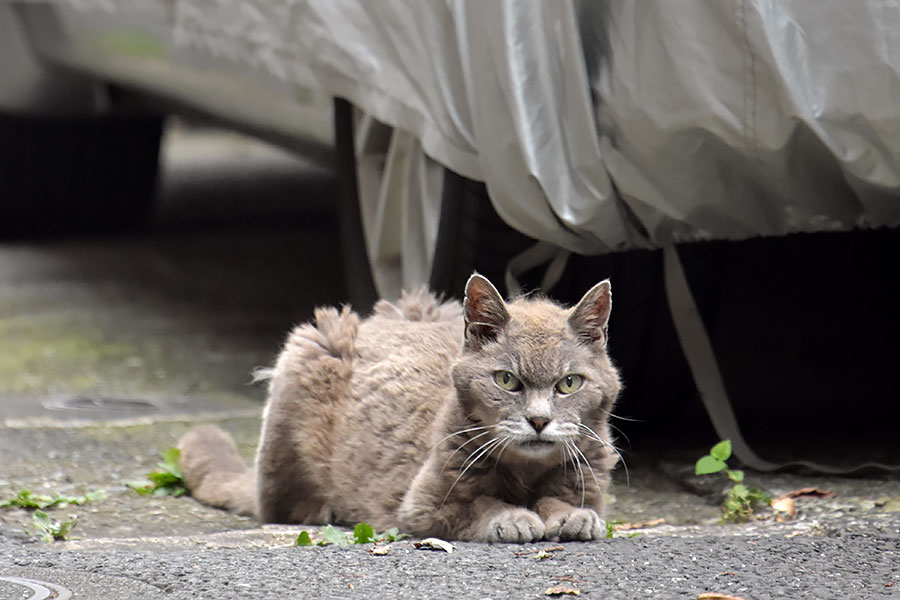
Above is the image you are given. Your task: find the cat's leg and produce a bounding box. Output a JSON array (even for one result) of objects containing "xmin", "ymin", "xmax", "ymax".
[
  {"xmin": 400, "ymin": 489, "xmax": 545, "ymax": 543},
  {"xmin": 460, "ymin": 497, "xmax": 546, "ymax": 543},
  {"xmin": 533, "ymin": 497, "xmax": 605, "ymax": 542},
  {"xmin": 399, "ymin": 453, "xmax": 545, "ymax": 542}
]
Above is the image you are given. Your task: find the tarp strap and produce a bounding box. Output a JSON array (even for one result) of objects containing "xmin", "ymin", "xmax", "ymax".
[
  {"xmin": 504, "ymin": 241, "xmax": 571, "ymax": 297},
  {"xmin": 663, "ymin": 244, "xmax": 899, "ymax": 473}
]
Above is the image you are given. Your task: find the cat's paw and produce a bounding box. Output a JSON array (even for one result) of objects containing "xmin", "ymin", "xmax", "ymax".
[
  {"xmin": 483, "ymin": 508, "xmax": 546, "ymax": 543},
  {"xmin": 544, "ymin": 507, "xmax": 605, "ymax": 541}
]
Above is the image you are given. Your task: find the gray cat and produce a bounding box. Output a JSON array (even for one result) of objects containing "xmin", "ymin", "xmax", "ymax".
[{"xmin": 178, "ymin": 274, "xmax": 621, "ymax": 542}]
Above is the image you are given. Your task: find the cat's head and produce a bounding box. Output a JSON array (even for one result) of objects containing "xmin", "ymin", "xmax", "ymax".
[{"xmin": 451, "ymin": 274, "xmax": 621, "ymax": 462}]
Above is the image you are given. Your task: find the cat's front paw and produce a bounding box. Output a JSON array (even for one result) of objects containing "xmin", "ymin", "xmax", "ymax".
[
  {"xmin": 544, "ymin": 507, "xmax": 605, "ymax": 541},
  {"xmin": 482, "ymin": 508, "xmax": 545, "ymax": 543}
]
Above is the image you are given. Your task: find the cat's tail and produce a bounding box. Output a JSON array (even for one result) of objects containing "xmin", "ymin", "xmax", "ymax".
[{"xmin": 177, "ymin": 425, "xmax": 257, "ymax": 517}]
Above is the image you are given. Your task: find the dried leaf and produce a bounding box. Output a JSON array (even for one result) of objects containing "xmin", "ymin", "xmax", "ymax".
[
  {"xmin": 771, "ymin": 496, "xmax": 797, "ymax": 522},
  {"xmin": 783, "ymin": 487, "xmax": 834, "ymax": 499},
  {"xmin": 614, "ymin": 518, "xmax": 666, "ymax": 531},
  {"xmin": 697, "ymin": 594, "xmax": 746, "ymax": 600},
  {"xmin": 367, "ymin": 544, "xmax": 391, "ymax": 555},
  {"xmin": 414, "ymin": 537, "xmax": 454, "ymax": 553},
  {"xmin": 516, "ymin": 545, "xmax": 564, "ymax": 558},
  {"xmin": 545, "ymin": 585, "xmax": 580, "ymax": 596}
]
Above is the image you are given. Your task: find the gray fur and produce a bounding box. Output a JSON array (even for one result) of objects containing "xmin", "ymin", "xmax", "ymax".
[{"xmin": 178, "ymin": 275, "xmax": 621, "ymax": 542}]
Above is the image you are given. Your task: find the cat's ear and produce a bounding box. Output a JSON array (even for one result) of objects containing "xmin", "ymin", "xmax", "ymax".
[
  {"xmin": 569, "ymin": 279, "xmax": 612, "ymax": 348},
  {"xmin": 463, "ymin": 273, "xmax": 509, "ymax": 350}
]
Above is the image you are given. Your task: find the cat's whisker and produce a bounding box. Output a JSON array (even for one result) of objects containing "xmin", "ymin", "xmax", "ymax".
[
  {"xmin": 493, "ymin": 436, "xmax": 516, "ymax": 466},
  {"xmin": 601, "ymin": 409, "xmax": 642, "ymax": 423},
  {"xmin": 438, "ymin": 430, "xmax": 493, "ymax": 476},
  {"xmin": 605, "ymin": 422, "xmax": 632, "ymax": 447},
  {"xmin": 439, "ymin": 436, "xmax": 504, "ymax": 509},
  {"xmin": 577, "ymin": 423, "xmax": 629, "ymax": 487},
  {"xmin": 459, "ymin": 436, "xmax": 505, "ymax": 474},
  {"xmin": 561, "ymin": 442, "xmax": 575, "ymax": 501},
  {"xmin": 431, "ymin": 424, "xmax": 493, "ymax": 451},
  {"xmin": 569, "ymin": 441, "xmax": 603, "ymax": 508},
  {"xmin": 564, "ymin": 441, "xmax": 587, "ymax": 509}
]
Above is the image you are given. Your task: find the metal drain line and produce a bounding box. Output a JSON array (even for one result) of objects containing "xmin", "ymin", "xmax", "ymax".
[{"xmin": 0, "ymin": 576, "xmax": 73, "ymax": 600}]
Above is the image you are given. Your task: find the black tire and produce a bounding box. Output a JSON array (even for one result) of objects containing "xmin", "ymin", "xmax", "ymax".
[
  {"xmin": 429, "ymin": 169, "xmax": 535, "ymax": 299},
  {"xmin": 0, "ymin": 112, "xmax": 163, "ymax": 239}
]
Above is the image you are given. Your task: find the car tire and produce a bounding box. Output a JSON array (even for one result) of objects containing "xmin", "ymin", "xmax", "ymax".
[{"xmin": 429, "ymin": 169, "xmax": 536, "ymax": 300}]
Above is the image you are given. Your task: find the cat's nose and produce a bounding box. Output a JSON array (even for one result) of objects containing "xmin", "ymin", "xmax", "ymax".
[{"xmin": 528, "ymin": 417, "xmax": 550, "ymax": 433}]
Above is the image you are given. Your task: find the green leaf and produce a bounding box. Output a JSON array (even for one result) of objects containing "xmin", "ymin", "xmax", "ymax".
[
  {"xmin": 55, "ymin": 517, "xmax": 77, "ymax": 539},
  {"xmin": 695, "ymin": 456, "xmax": 727, "ymax": 475},
  {"xmin": 709, "ymin": 440, "xmax": 732, "ymax": 462},
  {"xmin": 726, "ymin": 469, "xmax": 744, "ymax": 482},
  {"xmin": 148, "ymin": 471, "xmax": 182, "ymax": 487},
  {"xmin": 605, "ymin": 520, "xmax": 620, "ymax": 539},
  {"xmin": 160, "ymin": 448, "xmax": 183, "ymax": 478},
  {"xmin": 296, "ymin": 531, "xmax": 313, "ymax": 546},
  {"xmin": 353, "ymin": 522, "xmax": 375, "ymax": 544},
  {"xmin": 375, "ymin": 527, "xmax": 406, "ymax": 542},
  {"xmin": 85, "ymin": 490, "xmax": 107, "ymax": 502},
  {"xmin": 731, "ymin": 484, "xmax": 749, "ymax": 499},
  {"xmin": 321, "ymin": 524, "xmax": 350, "ymax": 546},
  {"xmin": 126, "ymin": 481, "xmax": 154, "ymax": 495},
  {"xmin": 1, "ymin": 489, "xmax": 54, "ymax": 509},
  {"xmin": 129, "ymin": 449, "xmax": 188, "ymax": 498},
  {"xmin": 747, "ymin": 487, "xmax": 771, "ymax": 506},
  {"xmin": 32, "ymin": 510, "xmax": 52, "ymax": 529}
]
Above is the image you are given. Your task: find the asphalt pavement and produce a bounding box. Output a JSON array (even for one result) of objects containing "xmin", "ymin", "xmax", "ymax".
[{"xmin": 1, "ymin": 124, "xmax": 898, "ymax": 600}]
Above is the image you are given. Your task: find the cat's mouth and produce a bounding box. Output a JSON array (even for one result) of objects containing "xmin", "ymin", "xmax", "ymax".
[{"xmin": 517, "ymin": 439, "xmax": 557, "ymax": 453}]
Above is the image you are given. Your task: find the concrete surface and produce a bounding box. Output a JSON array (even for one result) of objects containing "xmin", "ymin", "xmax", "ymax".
[{"xmin": 1, "ymin": 124, "xmax": 898, "ymax": 599}]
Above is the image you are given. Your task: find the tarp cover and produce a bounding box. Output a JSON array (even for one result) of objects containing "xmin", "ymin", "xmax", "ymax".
[{"xmin": 41, "ymin": 0, "xmax": 900, "ymax": 253}]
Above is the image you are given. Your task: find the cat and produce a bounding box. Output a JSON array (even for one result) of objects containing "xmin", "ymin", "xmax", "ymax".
[{"xmin": 177, "ymin": 273, "xmax": 621, "ymax": 543}]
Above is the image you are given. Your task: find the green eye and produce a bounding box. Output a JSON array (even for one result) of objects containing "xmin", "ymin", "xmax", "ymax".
[
  {"xmin": 555, "ymin": 374, "xmax": 583, "ymax": 394},
  {"xmin": 493, "ymin": 370, "xmax": 523, "ymax": 392}
]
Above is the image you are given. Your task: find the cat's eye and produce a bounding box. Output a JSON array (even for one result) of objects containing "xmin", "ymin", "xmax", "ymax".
[
  {"xmin": 555, "ymin": 374, "xmax": 583, "ymax": 395},
  {"xmin": 493, "ymin": 370, "xmax": 523, "ymax": 392}
]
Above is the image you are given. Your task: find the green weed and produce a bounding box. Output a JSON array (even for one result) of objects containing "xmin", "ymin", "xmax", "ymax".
[
  {"xmin": 695, "ymin": 440, "xmax": 771, "ymax": 523},
  {"xmin": 296, "ymin": 522, "xmax": 407, "ymax": 546},
  {"xmin": 27, "ymin": 510, "xmax": 77, "ymax": 543},
  {"xmin": 127, "ymin": 448, "xmax": 188, "ymax": 497},
  {"xmin": 0, "ymin": 488, "xmax": 106, "ymax": 510}
]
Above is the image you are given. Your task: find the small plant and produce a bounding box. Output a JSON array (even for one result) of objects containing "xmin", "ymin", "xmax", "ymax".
[
  {"xmin": 0, "ymin": 488, "xmax": 106, "ymax": 510},
  {"xmin": 27, "ymin": 510, "xmax": 77, "ymax": 543},
  {"xmin": 296, "ymin": 522, "xmax": 407, "ymax": 546},
  {"xmin": 695, "ymin": 440, "xmax": 771, "ymax": 523},
  {"xmin": 127, "ymin": 448, "xmax": 188, "ymax": 497}
]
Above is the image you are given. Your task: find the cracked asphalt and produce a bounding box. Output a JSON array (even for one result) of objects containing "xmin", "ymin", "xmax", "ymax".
[{"xmin": 1, "ymin": 125, "xmax": 898, "ymax": 599}]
